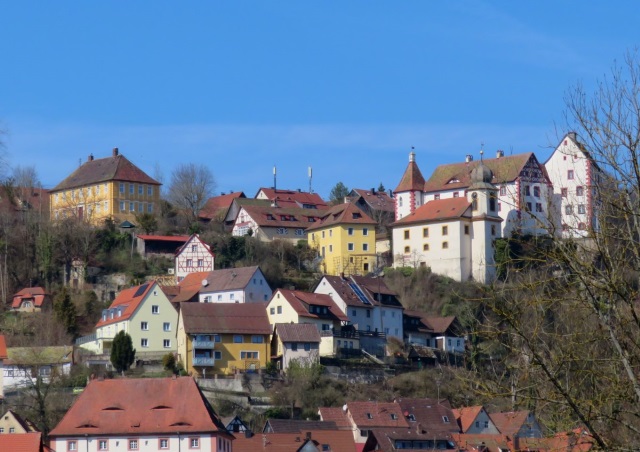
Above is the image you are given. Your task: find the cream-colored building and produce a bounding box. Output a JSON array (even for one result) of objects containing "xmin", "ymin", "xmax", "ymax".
[{"xmin": 50, "ymin": 148, "xmax": 161, "ymax": 225}]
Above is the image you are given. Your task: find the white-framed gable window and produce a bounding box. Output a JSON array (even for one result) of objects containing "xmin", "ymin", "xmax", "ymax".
[{"xmin": 152, "ymin": 305, "xmax": 159, "ymax": 314}]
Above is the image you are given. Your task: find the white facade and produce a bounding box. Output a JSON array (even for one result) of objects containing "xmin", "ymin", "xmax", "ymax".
[
  {"xmin": 199, "ymin": 268, "xmax": 272, "ymax": 303},
  {"xmin": 463, "ymin": 408, "xmax": 500, "ymax": 435},
  {"xmin": 51, "ymin": 434, "xmax": 229, "ymax": 452},
  {"xmin": 545, "ymin": 132, "xmax": 599, "ymax": 238},
  {"xmin": 175, "ymin": 235, "xmax": 215, "ymax": 282},
  {"xmin": 3, "ymin": 356, "xmax": 72, "ymax": 390}
]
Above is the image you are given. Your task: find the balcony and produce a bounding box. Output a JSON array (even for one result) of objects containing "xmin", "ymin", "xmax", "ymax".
[
  {"xmin": 193, "ymin": 356, "xmax": 214, "ymax": 366},
  {"xmin": 192, "ymin": 340, "xmax": 215, "ymax": 348}
]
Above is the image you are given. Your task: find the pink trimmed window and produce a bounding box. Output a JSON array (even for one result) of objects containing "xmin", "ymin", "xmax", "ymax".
[{"xmin": 189, "ymin": 437, "xmax": 201, "ymax": 449}]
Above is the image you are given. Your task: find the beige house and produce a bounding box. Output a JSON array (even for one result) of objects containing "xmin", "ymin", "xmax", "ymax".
[
  {"xmin": 271, "ymin": 323, "xmax": 320, "ymax": 370},
  {"xmin": 0, "ymin": 410, "xmax": 38, "ymax": 434},
  {"xmin": 77, "ymin": 281, "xmax": 178, "ymax": 360}
]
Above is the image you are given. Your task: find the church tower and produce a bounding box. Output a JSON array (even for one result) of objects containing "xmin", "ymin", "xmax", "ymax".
[
  {"xmin": 467, "ymin": 160, "xmax": 503, "ymax": 283},
  {"xmin": 393, "ymin": 151, "xmax": 426, "ymax": 221}
]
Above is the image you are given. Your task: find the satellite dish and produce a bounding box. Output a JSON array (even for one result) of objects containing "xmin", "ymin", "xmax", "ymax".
[{"xmin": 202, "ymin": 279, "xmax": 209, "ymax": 287}]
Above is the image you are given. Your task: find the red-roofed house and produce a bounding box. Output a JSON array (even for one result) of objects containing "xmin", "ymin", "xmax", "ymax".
[
  {"xmin": 255, "ymin": 187, "xmax": 328, "ymax": 210},
  {"xmin": 390, "ymin": 161, "xmax": 503, "ymax": 283},
  {"xmin": 0, "ymin": 335, "xmax": 6, "ymax": 399},
  {"xmin": 489, "ymin": 410, "xmax": 542, "ymax": 441},
  {"xmin": 233, "ymin": 429, "xmax": 355, "ymax": 452},
  {"xmin": 49, "ymin": 148, "xmax": 162, "ymax": 225},
  {"xmin": 199, "ymin": 191, "xmax": 246, "ymax": 223},
  {"xmin": 0, "ymin": 432, "xmax": 46, "ymax": 452},
  {"xmin": 77, "ymin": 281, "xmax": 178, "ymax": 360},
  {"xmin": 347, "ymin": 188, "xmax": 395, "ymax": 231},
  {"xmin": 271, "ymin": 323, "xmax": 321, "ymax": 369},
  {"xmin": 10, "ymin": 287, "xmax": 51, "ymax": 313},
  {"xmin": 451, "ymin": 406, "xmax": 499, "ymax": 434},
  {"xmin": 394, "ymin": 150, "xmax": 552, "ymax": 238},
  {"xmin": 49, "ymin": 376, "xmax": 233, "ymax": 452},
  {"xmin": 318, "ymin": 401, "xmax": 409, "ymax": 445},
  {"xmin": 403, "ymin": 311, "xmax": 465, "ymax": 353},
  {"xmin": 175, "ymin": 234, "xmax": 215, "ymax": 282},
  {"xmin": 266, "ymin": 289, "xmax": 353, "ymax": 356},
  {"xmin": 177, "ymin": 302, "xmax": 271, "ymax": 376}
]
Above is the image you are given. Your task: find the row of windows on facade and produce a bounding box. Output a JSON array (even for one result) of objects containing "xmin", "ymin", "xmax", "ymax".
[
  {"xmin": 289, "ymin": 342, "xmax": 313, "ymax": 351},
  {"xmin": 565, "ymin": 204, "xmax": 587, "ymax": 215},
  {"xmin": 404, "ymin": 224, "xmax": 497, "ymax": 240},
  {"xmin": 3, "ymin": 366, "xmax": 53, "ymax": 378},
  {"xmin": 321, "ymin": 242, "xmax": 370, "ymax": 255},
  {"xmin": 66, "ymin": 436, "xmax": 214, "ymax": 451},
  {"xmin": 119, "ymin": 183, "xmax": 156, "ymax": 197},
  {"xmin": 140, "ymin": 338, "xmax": 173, "ymax": 348},
  {"xmin": 55, "ymin": 183, "xmax": 109, "ymax": 202},
  {"xmin": 195, "ymin": 350, "xmax": 260, "ymax": 360},
  {"xmin": 103, "ymin": 305, "xmax": 160, "ymax": 321},
  {"xmin": 193, "ymin": 334, "xmax": 266, "ymax": 344},
  {"xmin": 276, "ymin": 228, "xmax": 305, "ymax": 236},
  {"xmin": 313, "ymin": 227, "xmax": 370, "ymax": 240},
  {"xmin": 561, "ymin": 186, "xmax": 589, "ymax": 197},
  {"xmin": 119, "ymin": 200, "xmax": 154, "ymax": 213},
  {"xmin": 266, "ymin": 213, "xmax": 318, "ymax": 222}
]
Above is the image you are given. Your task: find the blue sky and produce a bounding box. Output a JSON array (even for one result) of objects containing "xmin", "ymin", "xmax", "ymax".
[{"xmin": 0, "ymin": 2, "xmax": 638, "ymax": 199}]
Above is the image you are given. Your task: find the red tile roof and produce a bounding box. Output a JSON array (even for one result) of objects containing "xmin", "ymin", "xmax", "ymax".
[
  {"xmin": 451, "ymin": 406, "xmax": 483, "ymax": 433},
  {"xmin": 367, "ymin": 427, "xmax": 457, "ymax": 452},
  {"xmin": 275, "ymin": 323, "xmax": 321, "ymax": 343},
  {"xmin": 200, "ymin": 192, "xmax": 246, "ymax": 220},
  {"xmin": 236, "ymin": 204, "xmax": 325, "ymax": 229},
  {"xmin": 11, "ymin": 287, "xmax": 48, "ymax": 309},
  {"xmin": 489, "ymin": 410, "xmax": 532, "ymax": 437},
  {"xmin": 391, "ymin": 198, "xmax": 471, "ymax": 227},
  {"xmin": 318, "ymin": 407, "xmax": 353, "ymax": 429},
  {"xmin": 136, "ymin": 234, "xmax": 191, "ymax": 242},
  {"xmin": 346, "ymin": 401, "xmax": 410, "ymax": 429},
  {"xmin": 306, "ymin": 203, "xmax": 376, "ymax": 232},
  {"xmin": 52, "ymin": 152, "xmax": 160, "ymax": 191},
  {"xmin": 451, "ymin": 433, "xmax": 513, "ymax": 451},
  {"xmin": 170, "ymin": 271, "xmax": 210, "ymax": 302},
  {"xmin": 518, "ymin": 428, "xmax": 595, "ymax": 451},
  {"xmin": 181, "ymin": 302, "xmax": 271, "ymax": 335},
  {"xmin": 395, "ymin": 398, "xmax": 460, "ymax": 435},
  {"xmin": 95, "ymin": 281, "xmax": 156, "ymax": 328},
  {"xmin": 0, "ymin": 432, "xmax": 43, "ymax": 452},
  {"xmin": 256, "ymin": 188, "xmax": 328, "ymax": 209},
  {"xmin": 263, "ymin": 418, "xmax": 339, "ymax": 433},
  {"xmin": 423, "ymin": 153, "xmax": 545, "ymax": 193},
  {"xmin": 50, "ymin": 377, "xmax": 230, "ymax": 437},
  {"xmin": 0, "ymin": 334, "xmax": 7, "ymax": 359},
  {"xmin": 349, "ymin": 189, "xmax": 395, "ymax": 213},
  {"xmin": 273, "ymin": 289, "xmax": 349, "ymax": 322},
  {"xmin": 317, "ymin": 275, "xmax": 375, "ymax": 308},
  {"xmin": 233, "ymin": 430, "xmax": 356, "ymax": 452},
  {"xmin": 395, "ymin": 158, "xmax": 426, "ymax": 193}
]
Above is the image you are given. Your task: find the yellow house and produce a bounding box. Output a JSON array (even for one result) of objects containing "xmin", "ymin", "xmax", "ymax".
[
  {"xmin": 307, "ymin": 203, "xmax": 377, "ymax": 276},
  {"xmin": 177, "ymin": 302, "xmax": 271, "ymax": 376},
  {"xmin": 49, "ymin": 148, "xmax": 161, "ymax": 225}
]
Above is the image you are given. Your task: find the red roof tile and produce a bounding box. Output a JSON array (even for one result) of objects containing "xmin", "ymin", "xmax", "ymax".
[
  {"xmin": 11, "ymin": 287, "xmax": 48, "ymax": 309},
  {"xmin": 273, "ymin": 289, "xmax": 349, "ymax": 322},
  {"xmin": 181, "ymin": 302, "xmax": 271, "ymax": 335},
  {"xmin": 489, "ymin": 410, "xmax": 531, "ymax": 437},
  {"xmin": 95, "ymin": 282, "xmax": 156, "ymax": 328},
  {"xmin": 395, "ymin": 157, "xmax": 427, "ymax": 193},
  {"xmin": 52, "ymin": 152, "xmax": 160, "ymax": 191},
  {"xmin": 0, "ymin": 432, "xmax": 43, "ymax": 452},
  {"xmin": 367, "ymin": 427, "xmax": 457, "ymax": 452},
  {"xmin": 346, "ymin": 401, "xmax": 410, "ymax": 428},
  {"xmin": 50, "ymin": 377, "xmax": 229, "ymax": 437},
  {"xmin": 451, "ymin": 406, "xmax": 483, "ymax": 433},
  {"xmin": 200, "ymin": 192, "xmax": 246, "ymax": 220},
  {"xmin": 451, "ymin": 433, "xmax": 513, "ymax": 451},
  {"xmin": 256, "ymin": 188, "xmax": 328, "ymax": 209},
  {"xmin": 349, "ymin": 189, "xmax": 395, "ymax": 213},
  {"xmin": 518, "ymin": 428, "xmax": 595, "ymax": 451},
  {"xmin": 170, "ymin": 271, "xmax": 210, "ymax": 302},
  {"xmin": 238, "ymin": 204, "xmax": 325, "ymax": 229},
  {"xmin": 275, "ymin": 323, "xmax": 321, "ymax": 343},
  {"xmin": 395, "ymin": 398, "xmax": 460, "ymax": 435},
  {"xmin": 233, "ymin": 430, "xmax": 355, "ymax": 452},
  {"xmin": 318, "ymin": 407, "xmax": 353, "ymax": 429},
  {"xmin": 306, "ymin": 203, "xmax": 377, "ymax": 232},
  {"xmin": 391, "ymin": 198, "xmax": 471, "ymax": 227}
]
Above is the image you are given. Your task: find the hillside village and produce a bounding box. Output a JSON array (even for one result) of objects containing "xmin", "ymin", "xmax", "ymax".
[{"xmin": 0, "ymin": 131, "xmax": 606, "ymax": 451}]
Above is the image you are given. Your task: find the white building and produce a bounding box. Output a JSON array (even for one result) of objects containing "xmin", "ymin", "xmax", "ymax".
[
  {"xmin": 395, "ymin": 151, "xmax": 552, "ymax": 237},
  {"xmin": 2, "ymin": 346, "xmax": 73, "ymax": 390},
  {"xmin": 391, "ymin": 161, "xmax": 503, "ymax": 284},
  {"xmin": 175, "ymin": 234, "xmax": 215, "ymax": 282},
  {"xmin": 544, "ymin": 132, "xmax": 602, "ymax": 238}
]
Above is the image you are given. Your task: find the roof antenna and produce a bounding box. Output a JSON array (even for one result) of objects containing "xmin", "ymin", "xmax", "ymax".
[
  {"xmin": 273, "ymin": 165, "xmax": 277, "ymax": 191},
  {"xmin": 308, "ymin": 166, "xmax": 313, "ymax": 194},
  {"xmin": 480, "ymin": 142, "xmax": 485, "ymax": 161}
]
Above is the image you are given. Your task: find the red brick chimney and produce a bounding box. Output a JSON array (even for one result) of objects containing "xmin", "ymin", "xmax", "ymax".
[{"xmin": 112, "ymin": 147, "xmax": 119, "ymax": 157}]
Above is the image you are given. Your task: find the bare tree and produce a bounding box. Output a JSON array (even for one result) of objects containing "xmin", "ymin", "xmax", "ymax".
[
  {"xmin": 474, "ymin": 50, "xmax": 640, "ymax": 449},
  {"xmin": 167, "ymin": 163, "xmax": 216, "ymax": 223}
]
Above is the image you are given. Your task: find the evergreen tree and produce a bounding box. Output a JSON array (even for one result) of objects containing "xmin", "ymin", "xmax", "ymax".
[
  {"xmin": 328, "ymin": 181, "xmax": 349, "ymax": 205},
  {"xmin": 110, "ymin": 330, "xmax": 136, "ymax": 374},
  {"xmin": 53, "ymin": 288, "xmax": 77, "ymax": 337}
]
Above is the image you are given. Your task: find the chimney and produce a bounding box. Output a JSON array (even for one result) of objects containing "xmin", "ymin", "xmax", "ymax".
[
  {"xmin": 306, "ymin": 432, "xmax": 312, "ymax": 440},
  {"xmin": 112, "ymin": 147, "xmax": 119, "ymax": 157},
  {"xmin": 465, "ymin": 155, "xmax": 473, "ymax": 163},
  {"xmin": 409, "ymin": 151, "xmax": 415, "ymax": 163},
  {"xmin": 496, "ymin": 150, "xmax": 504, "ymax": 158},
  {"xmin": 371, "ymin": 187, "xmax": 376, "ymax": 195},
  {"xmin": 244, "ymin": 430, "xmax": 254, "ymax": 439},
  {"xmin": 87, "ymin": 154, "xmax": 94, "ymax": 162},
  {"xmin": 568, "ymin": 131, "xmax": 577, "ymax": 141},
  {"xmin": 297, "ymin": 188, "xmax": 301, "ymax": 193}
]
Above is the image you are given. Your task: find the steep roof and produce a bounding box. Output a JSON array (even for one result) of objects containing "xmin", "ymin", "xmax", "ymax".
[
  {"xmin": 422, "ymin": 316, "xmax": 457, "ymax": 335},
  {"xmin": 317, "ymin": 407, "xmax": 353, "ymax": 429},
  {"xmin": 349, "ymin": 188, "xmax": 395, "ymax": 213},
  {"xmin": 175, "ymin": 234, "xmax": 214, "ymax": 257},
  {"xmin": 451, "ymin": 406, "xmax": 484, "ymax": 433},
  {"xmin": 199, "ymin": 266, "xmax": 265, "ymax": 293},
  {"xmin": 423, "ymin": 153, "xmax": 536, "ymax": 193},
  {"xmin": 275, "ymin": 323, "xmax": 321, "ymax": 343},
  {"xmin": 489, "ymin": 410, "xmax": 532, "ymax": 437},
  {"xmin": 272, "ymin": 289, "xmax": 349, "ymax": 322},
  {"xmin": 395, "ymin": 154, "xmax": 426, "ymax": 193},
  {"xmin": 49, "ymin": 377, "xmax": 229, "ymax": 437},
  {"xmin": 1, "ymin": 410, "xmax": 38, "ymax": 433},
  {"xmin": 170, "ymin": 271, "xmax": 210, "ymax": 302},
  {"xmin": 316, "ymin": 275, "xmax": 375, "ymax": 308},
  {"xmin": 52, "ymin": 151, "xmax": 160, "ymax": 191},
  {"xmin": 199, "ymin": 191, "xmax": 246, "ymax": 220},
  {"xmin": 306, "ymin": 203, "xmax": 376, "ymax": 232},
  {"xmin": 237, "ymin": 204, "xmax": 324, "ymax": 229},
  {"xmin": 181, "ymin": 302, "xmax": 271, "ymax": 335},
  {"xmin": 233, "ymin": 430, "xmax": 355, "ymax": 452},
  {"xmin": 395, "ymin": 398, "xmax": 460, "ymax": 435},
  {"xmin": 0, "ymin": 432, "xmax": 43, "ymax": 452},
  {"xmin": 95, "ymin": 281, "xmax": 156, "ymax": 328},
  {"xmin": 11, "ymin": 287, "xmax": 48, "ymax": 309},
  {"xmin": 391, "ymin": 198, "xmax": 471, "ymax": 227},
  {"xmin": 350, "ymin": 275, "xmax": 404, "ymax": 309},
  {"xmin": 255, "ymin": 187, "xmax": 328, "ymax": 209}
]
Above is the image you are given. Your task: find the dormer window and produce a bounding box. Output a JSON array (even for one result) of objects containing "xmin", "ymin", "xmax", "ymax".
[
  {"xmin": 366, "ymin": 413, "xmax": 373, "ymax": 419},
  {"xmin": 352, "ymin": 213, "xmax": 361, "ymax": 219},
  {"xmin": 447, "ymin": 178, "xmax": 460, "ymax": 184},
  {"xmin": 267, "ymin": 214, "xmax": 275, "ymax": 220},
  {"xmin": 407, "ymin": 414, "xmax": 416, "ymax": 421},
  {"xmin": 390, "ymin": 413, "xmax": 397, "ymax": 420},
  {"xmin": 442, "ymin": 416, "xmax": 450, "ymax": 423}
]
